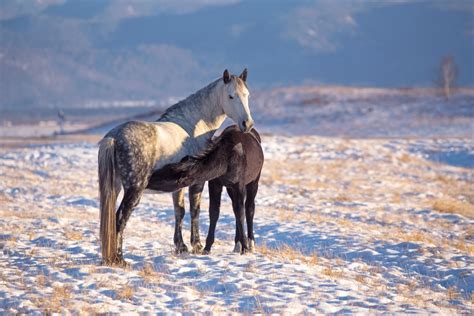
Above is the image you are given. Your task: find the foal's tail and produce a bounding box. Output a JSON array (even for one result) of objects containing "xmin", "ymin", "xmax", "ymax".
[{"xmin": 98, "ymin": 137, "xmax": 118, "ymax": 264}]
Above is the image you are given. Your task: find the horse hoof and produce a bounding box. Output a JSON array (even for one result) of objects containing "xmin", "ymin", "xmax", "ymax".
[
  {"xmin": 233, "ymin": 241, "xmax": 242, "ymax": 253},
  {"xmin": 249, "ymin": 240, "xmax": 255, "ymax": 253},
  {"xmin": 175, "ymin": 244, "xmax": 189, "ymax": 254},
  {"xmin": 116, "ymin": 259, "xmax": 130, "ymax": 268},
  {"xmin": 101, "ymin": 257, "xmax": 129, "ymax": 268},
  {"xmin": 192, "ymin": 243, "xmax": 204, "ymax": 254},
  {"xmin": 241, "ymin": 247, "xmax": 251, "ymax": 255},
  {"xmin": 101, "ymin": 258, "xmax": 129, "ymax": 268},
  {"xmin": 202, "ymin": 248, "xmax": 211, "ymax": 255}
]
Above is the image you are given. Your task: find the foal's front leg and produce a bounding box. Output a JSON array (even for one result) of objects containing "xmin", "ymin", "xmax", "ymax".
[
  {"xmin": 228, "ymin": 186, "xmax": 249, "ymax": 254},
  {"xmin": 204, "ymin": 180, "xmax": 223, "ymax": 254},
  {"xmin": 189, "ymin": 183, "xmax": 205, "ymax": 253}
]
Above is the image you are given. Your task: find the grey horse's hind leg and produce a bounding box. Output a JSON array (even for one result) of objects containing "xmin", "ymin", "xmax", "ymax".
[
  {"xmin": 173, "ymin": 189, "xmax": 188, "ymax": 253},
  {"xmin": 115, "ymin": 186, "xmax": 144, "ymax": 266},
  {"xmin": 189, "ymin": 183, "xmax": 205, "ymax": 253}
]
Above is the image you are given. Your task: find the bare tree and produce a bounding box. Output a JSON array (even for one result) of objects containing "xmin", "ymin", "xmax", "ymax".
[{"xmin": 438, "ymin": 55, "xmax": 458, "ymax": 100}]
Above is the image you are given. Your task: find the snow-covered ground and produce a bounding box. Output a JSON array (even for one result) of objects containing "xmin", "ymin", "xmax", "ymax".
[
  {"xmin": 1, "ymin": 137, "xmax": 473, "ymax": 313},
  {"xmin": 1, "ymin": 88, "xmax": 473, "ymax": 313}
]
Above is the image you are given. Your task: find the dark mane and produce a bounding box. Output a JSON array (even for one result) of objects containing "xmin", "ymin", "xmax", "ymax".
[
  {"xmin": 174, "ymin": 125, "xmax": 240, "ymax": 169},
  {"xmin": 170, "ymin": 131, "xmax": 228, "ymax": 174},
  {"xmin": 183, "ymin": 125, "xmax": 260, "ymax": 168}
]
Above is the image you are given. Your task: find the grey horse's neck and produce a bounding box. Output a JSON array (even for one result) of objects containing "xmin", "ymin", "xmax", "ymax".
[{"xmin": 157, "ymin": 79, "xmax": 226, "ymax": 150}]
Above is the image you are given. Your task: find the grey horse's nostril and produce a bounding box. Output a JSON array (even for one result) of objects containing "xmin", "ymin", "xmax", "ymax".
[{"xmin": 242, "ymin": 121, "xmax": 247, "ymax": 129}]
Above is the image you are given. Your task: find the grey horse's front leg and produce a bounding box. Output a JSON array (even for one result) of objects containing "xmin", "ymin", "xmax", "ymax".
[
  {"xmin": 173, "ymin": 189, "xmax": 188, "ymax": 253},
  {"xmin": 189, "ymin": 183, "xmax": 205, "ymax": 253}
]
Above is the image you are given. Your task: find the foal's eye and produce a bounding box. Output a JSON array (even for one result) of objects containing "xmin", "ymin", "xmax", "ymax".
[{"xmin": 229, "ymin": 95, "xmax": 234, "ymax": 99}]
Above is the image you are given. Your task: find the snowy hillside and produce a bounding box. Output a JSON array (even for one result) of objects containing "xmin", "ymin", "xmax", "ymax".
[{"xmin": 2, "ymin": 86, "xmax": 473, "ymax": 138}]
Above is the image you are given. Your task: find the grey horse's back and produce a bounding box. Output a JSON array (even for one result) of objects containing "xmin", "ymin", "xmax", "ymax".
[{"xmin": 103, "ymin": 121, "xmax": 158, "ymax": 189}]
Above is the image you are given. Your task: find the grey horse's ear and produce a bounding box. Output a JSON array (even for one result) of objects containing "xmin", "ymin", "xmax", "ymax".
[
  {"xmin": 223, "ymin": 69, "xmax": 231, "ymax": 84},
  {"xmin": 239, "ymin": 68, "xmax": 248, "ymax": 82}
]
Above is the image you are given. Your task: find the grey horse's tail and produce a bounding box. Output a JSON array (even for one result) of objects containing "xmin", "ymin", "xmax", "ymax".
[{"xmin": 98, "ymin": 137, "xmax": 118, "ymax": 265}]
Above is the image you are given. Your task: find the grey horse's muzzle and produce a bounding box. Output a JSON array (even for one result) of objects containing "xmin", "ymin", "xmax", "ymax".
[{"xmin": 240, "ymin": 118, "xmax": 254, "ymax": 133}]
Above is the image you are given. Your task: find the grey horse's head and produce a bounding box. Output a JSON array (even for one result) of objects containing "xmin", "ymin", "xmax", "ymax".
[{"xmin": 221, "ymin": 69, "xmax": 254, "ymax": 133}]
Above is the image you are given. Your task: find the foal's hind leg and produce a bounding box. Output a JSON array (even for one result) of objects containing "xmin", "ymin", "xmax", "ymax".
[
  {"xmin": 245, "ymin": 175, "xmax": 260, "ymax": 253},
  {"xmin": 173, "ymin": 189, "xmax": 188, "ymax": 253},
  {"xmin": 115, "ymin": 186, "xmax": 144, "ymax": 266},
  {"xmin": 189, "ymin": 183, "xmax": 205, "ymax": 253}
]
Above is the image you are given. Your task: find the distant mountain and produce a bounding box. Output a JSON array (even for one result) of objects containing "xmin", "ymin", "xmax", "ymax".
[
  {"xmin": 0, "ymin": 16, "xmax": 209, "ymax": 108},
  {"xmin": 0, "ymin": 0, "xmax": 472, "ymax": 108}
]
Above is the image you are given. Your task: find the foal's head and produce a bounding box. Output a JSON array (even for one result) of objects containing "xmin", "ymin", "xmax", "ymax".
[{"xmin": 221, "ymin": 69, "xmax": 254, "ymax": 133}]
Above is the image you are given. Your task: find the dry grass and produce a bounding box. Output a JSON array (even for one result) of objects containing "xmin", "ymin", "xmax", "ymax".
[
  {"xmin": 36, "ymin": 274, "xmax": 48, "ymax": 287},
  {"xmin": 138, "ymin": 263, "xmax": 163, "ymax": 284},
  {"xmin": 333, "ymin": 194, "xmax": 351, "ymax": 203},
  {"xmin": 446, "ymin": 286, "xmax": 460, "ymax": 300},
  {"xmin": 398, "ymin": 153, "xmax": 413, "ymax": 164},
  {"xmin": 433, "ymin": 199, "xmax": 474, "ymax": 218},
  {"xmin": 392, "ymin": 227, "xmax": 474, "ymax": 256},
  {"xmin": 355, "ymin": 275, "xmax": 366, "ymax": 284},
  {"xmin": 35, "ymin": 285, "xmax": 73, "ymax": 313},
  {"xmin": 432, "ymin": 174, "xmax": 474, "ymax": 205},
  {"xmin": 389, "ymin": 191, "xmax": 403, "ymax": 204},
  {"xmin": 368, "ymin": 265, "xmax": 383, "ymax": 275},
  {"xmin": 261, "ymin": 159, "xmax": 328, "ymax": 189},
  {"xmin": 452, "ymin": 239, "xmax": 474, "ymax": 256},
  {"xmin": 28, "ymin": 231, "xmax": 35, "ymax": 240},
  {"xmin": 80, "ymin": 305, "xmax": 100, "ymax": 314},
  {"xmin": 0, "ymin": 209, "xmax": 47, "ymax": 219},
  {"xmin": 64, "ymin": 230, "xmax": 83, "ymax": 241},
  {"xmin": 276, "ymin": 208, "xmax": 297, "ymax": 222},
  {"xmin": 116, "ymin": 284, "xmax": 134, "ymax": 301},
  {"xmin": 322, "ymin": 266, "xmax": 343, "ymax": 279},
  {"xmin": 28, "ymin": 247, "xmax": 37, "ymax": 257},
  {"xmin": 400, "ymin": 230, "xmax": 435, "ymax": 245},
  {"xmin": 257, "ymin": 243, "xmax": 318, "ymax": 265},
  {"xmin": 0, "ymin": 192, "xmax": 11, "ymax": 204}
]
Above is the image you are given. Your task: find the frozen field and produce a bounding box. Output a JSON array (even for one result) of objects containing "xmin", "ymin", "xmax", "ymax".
[
  {"xmin": 0, "ymin": 88, "xmax": 473, "ymax": 313},
  {"xmin": 1, "ymin": 136, "xmax": 473, "ymax": 313}
]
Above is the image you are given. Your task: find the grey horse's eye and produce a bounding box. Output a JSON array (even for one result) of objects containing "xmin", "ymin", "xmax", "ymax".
[{"xmin": 229, "ymin": 95, "xmax": 234, "ymax": 99}]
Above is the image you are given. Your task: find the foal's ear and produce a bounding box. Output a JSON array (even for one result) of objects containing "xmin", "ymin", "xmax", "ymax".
[
  {"xmin": 223, "ymin": 69, "xmax": 231, "ymax": 84},
  {"xmin": 239, "ymin": 68, "xmax": 248, "ymax": 82}
]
